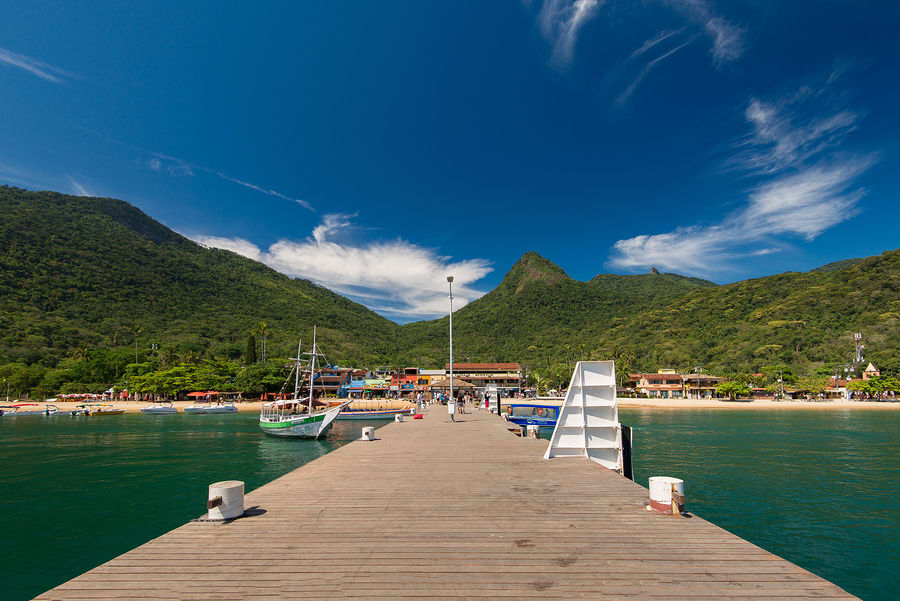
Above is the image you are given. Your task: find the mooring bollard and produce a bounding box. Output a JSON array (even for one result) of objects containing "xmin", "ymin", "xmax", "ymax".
[
  {"xmin": 648, "ymin": 476, "xmax": 685, "ymax": 514},
  {"xmin": 500, "ymin": 412, "xmax": 509, "ymax": 420},
  {"xmin": 361, "ymin": 426, "xmax": 375, "ymax": 441},
  {"xmin": 395, "ymin": 414, "xmax": 404, "ymax": 423},
  {"xmin": 526, "ymin": 425, "xmax": 539, "ymax": 439},
  {"xmin": 207, "ymin": 480, "xmax": 244, "ymax": 520}
]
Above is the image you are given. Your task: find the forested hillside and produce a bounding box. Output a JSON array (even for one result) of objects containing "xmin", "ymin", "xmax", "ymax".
[
  {"xmin": 0, "ymin": 187, "xmax": 399, "ymax": 369},
  {"xmin": 401, "ymin": 250, "xmax": 900, "ymax": 381},
  {"xmin": 1, "ymin": 186, "xmax": 896, "ymax": 398}
]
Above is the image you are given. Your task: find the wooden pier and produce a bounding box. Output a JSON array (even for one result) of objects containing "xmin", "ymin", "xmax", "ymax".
[{"xmin": 38, "ymin": 408, "xmax": 857, "ymax": 600}]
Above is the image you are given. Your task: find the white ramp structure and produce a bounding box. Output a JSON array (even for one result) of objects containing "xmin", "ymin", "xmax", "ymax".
[{"xmin": 544, "ymin": 361, "xmax": 623, "ymax": 473}]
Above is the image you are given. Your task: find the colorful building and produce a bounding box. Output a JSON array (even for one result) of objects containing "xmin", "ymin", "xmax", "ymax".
[{"xmin": 444, "ymin": 363, "xmax": 522, "ymax": 393}]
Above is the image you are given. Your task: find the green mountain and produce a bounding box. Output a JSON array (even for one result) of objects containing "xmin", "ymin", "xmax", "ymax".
[
  {"xmin": 2, "ymin": 186, "xmax": 897, "ymax": 394},
  {"xmin": 401, "ymin": 250, "xmax": 900, "ymax": 377},
  {"xmin": 396, "ymin": 252, "xmax": 716, "ymax": 367},
  {"xmin": 0, "ymin": 187, "xmax": 399, "ymax": 368}
]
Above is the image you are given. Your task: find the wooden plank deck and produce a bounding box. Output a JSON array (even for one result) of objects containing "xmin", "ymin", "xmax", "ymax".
[{"xmin": 37, "ymin": 408, "xmax": 857, "ymax": 600}]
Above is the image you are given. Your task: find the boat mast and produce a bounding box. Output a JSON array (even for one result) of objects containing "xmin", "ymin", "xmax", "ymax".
[
  {"xmin": 294, "ymin": 340, "xmax": 302, "ymax": 398},
  {"xmin": 308, "ymin": 326, "xmax": 317, "ymax": 415}
]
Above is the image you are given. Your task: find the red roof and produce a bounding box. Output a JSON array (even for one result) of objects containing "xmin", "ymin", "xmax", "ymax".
[{"xmin": 445, "ymin": 362, "xmax": 521, "ymax": 370}]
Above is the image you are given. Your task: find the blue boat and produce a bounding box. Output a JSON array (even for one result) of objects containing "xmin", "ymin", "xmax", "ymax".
[{"xmin": 506, "ymin": 403, "xmax": 560, "ymax": 428}]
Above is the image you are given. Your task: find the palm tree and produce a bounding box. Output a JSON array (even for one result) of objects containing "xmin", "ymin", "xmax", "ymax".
[
  {"xmin": 133, "ymin": 326, "xmax": 142, "ymax": 364},
  {"xmin": 255, "ymin": 321, "xmax": 268, "ymax": 362}
]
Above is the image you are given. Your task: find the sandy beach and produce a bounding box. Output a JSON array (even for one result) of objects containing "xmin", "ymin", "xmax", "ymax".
[
  {"xmin": 16, "ymin": 398, "xmax": 895, "ymax": 413},
  {"xmin": 617, "ymin": 397, "xmax": 900, "ymax": 410},
  {"xmin": 42, "ymin": 400, "xmax": 266, "ymax": 413}
]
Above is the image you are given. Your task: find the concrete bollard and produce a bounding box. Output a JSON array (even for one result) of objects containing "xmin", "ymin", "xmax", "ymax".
[
  {"xmin": 361, "ymin": 426, "xmax": 375, "ymax": 441},
  {"xmin": 526, "ymin": 425, "xmax": 539, "ymax": 439},
  {"xmin": 648, "ymin": 476, "xmax": 685, "ymax": 514},
  {"xmin": 395, "ymin": 414, "xmax": 404, "ymax": 423},
  {"xmin": 207, "ymin": 480, "xmax": 244, "ymax": 520}
]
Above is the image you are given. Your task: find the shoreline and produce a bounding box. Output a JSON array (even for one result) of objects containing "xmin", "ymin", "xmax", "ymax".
[
  {"xmin": 617, "ymin": 397, "xmax": 900, "ymax": 410},
  {"xmin": 17, "ymin": 398, "xmax": 898, "ymax": 414}
]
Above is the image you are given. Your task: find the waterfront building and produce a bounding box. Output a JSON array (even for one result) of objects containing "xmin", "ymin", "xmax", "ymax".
[
  {"xmin": 417, "ymin": 368, "xmax": 446, "ymax": 387},
  {"xmin": 863, "ymin": 362, "xmax": 880, "ymax": 380},
  {"xmin": 627, "ymin": 371, "xmax": 725, "ymax": 399},
  {"xmin": 682, "ymin": 374, "xmax": 725, "ymax": 399},
  {"xmin": 628, "ymin": 371, "xmax": 685, "ymax": 398},
  {"xmin": 443, "ymin": 362, "xmax": 522, "ymax": 393}
]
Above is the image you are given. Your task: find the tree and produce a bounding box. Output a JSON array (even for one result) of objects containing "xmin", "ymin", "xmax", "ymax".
[
  {"xmin": 716, "ymin": 380, "xmax": 751, "ymax": 400},
  {"xmin": 246, "ymin": 333, "xmax": 257, "ymax": 365},
  {"xmin": 256, "ymin": 321, "xmax": 269, "ymax": 363},
  {"xmin": 795, "ymin": 376, "xmax": 830, "ymax": 397}
]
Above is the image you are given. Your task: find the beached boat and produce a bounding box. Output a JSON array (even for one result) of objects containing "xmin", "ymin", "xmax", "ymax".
[
  {"xmin": 183, "ymin": 401, "xmax": 237, "ymax": 414},
  {"xmin": 259, "ymin": 328, "xmax": 349, "ymax": 438},
  {"xmin": 506, "ymin": 402, "xmax": 561, "ymax": 428},
  {"xmin": 334, "ymin": 399, "xmax": 415, "ymax": 420},
  {"xmin": 0, "ymin": 403, "xmax": 58, "ymax": 416},
  {"xmin": 140, "ymin": 401, "xmax": 178, "ymax": 414}
]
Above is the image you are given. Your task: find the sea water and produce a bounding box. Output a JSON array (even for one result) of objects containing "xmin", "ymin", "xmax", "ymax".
[
  {"xmin": 621, "ymin": 408, "xmax": 899, "ymax": 601},
  {"xmin": 1, "ymin": 409, "xmax": 897, "ymax": 600}
]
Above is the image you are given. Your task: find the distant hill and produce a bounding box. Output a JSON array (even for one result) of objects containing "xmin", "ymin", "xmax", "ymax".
[
  {"xmin": 1, "ymin": 186, "xmax": 897, "ymax": 381},
  {"xmin": 0, "ymin": 187, "xmax": 399, "ymax": 367},
  {"xmin": 400, "ymin": 249, "xmax": 899, "ymax": 376},
  {"xmin": 397, "ymin": 252, "xmax": 716, "ymax": 367}
]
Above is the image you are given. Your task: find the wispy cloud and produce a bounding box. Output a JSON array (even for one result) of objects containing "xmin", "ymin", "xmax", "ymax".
[
  {"xmin": 67, "ymin": 176, "xmax": 94, "ymax": 197},
  {"xmin": 538, "ymin": 0, "xmax": 604, "ymax": 66},
  {"xmin": 610, "ymin": 73, "xmax": 876, "ymax": 276},
  {"xmin": 193, "ymin": 214, "xmax": 492, "ymax": 319},
  {"xmin": 615, "ymin": 32, "xmax": 697, "ymax": 106},
  {"xmin": 0, "ymin": 46, "xmax": 78, "ymax": 83},
  {"xmin": 215, "ymin": 172, "xmax": 313, "ymax": 211},
  {"xmin": 667, "ymin": 0, "xmax": 745, "ymax": 67}
]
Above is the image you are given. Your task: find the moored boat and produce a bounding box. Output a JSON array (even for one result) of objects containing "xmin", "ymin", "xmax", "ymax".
[
  {"xmin": 334, "ymin": 399, "xmax": 415, "ymax": 420},
  {"xmin": 505, "ymin": 401, "xmax": 562, "ymax": 428},
  {"xmin": 259, "ymin": 327, "xmax": 349, "ymax": 438},
  {"xmin": 140, "ymin": 401, "xmax": 178, "ymax": 414},
  {"xmin": 184, "ymin": 401, "xmax": 237, "ymax": 414},
  {"xmin": 71, "ymin": 403, "xmax": 124, "ymax": 416},
  {"xmin": 0, "ymin": 403, "xmax": 57, "ymax": 416}
]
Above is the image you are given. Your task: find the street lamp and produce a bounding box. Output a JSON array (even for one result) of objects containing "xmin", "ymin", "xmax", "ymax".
[{"xmin": 447, "ymin": 276, "xmax": 454, "ymax": 405}]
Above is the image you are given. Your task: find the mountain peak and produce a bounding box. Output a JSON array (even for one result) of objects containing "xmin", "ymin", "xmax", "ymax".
[{"xmin": 502, "ymin": 252, "xmax": 571, "ymax": 292}]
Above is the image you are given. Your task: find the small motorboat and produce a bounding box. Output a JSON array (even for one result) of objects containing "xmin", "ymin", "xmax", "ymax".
[
  {"xmin": 184, "ymin": 401, "xmax": 237, "ymax": 414},
  {"xmin": 505, "ymin": 402, "xmax": 562, "ymax": 428},
  {"xmin": 0, "ymin": 403, "xmax": 55, "ymax": 416},
  {"xmin": 140, "ymin": 401, "xmax": 178, "ymax": 414},
  {"xmin": 72, "ymin": 403, "xmax": 124, "ymax": 416}
]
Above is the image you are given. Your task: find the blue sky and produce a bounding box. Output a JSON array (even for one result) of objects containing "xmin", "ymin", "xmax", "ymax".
[{"xmin": 1, "ymin": 1, "xmax": 898, "ymax": 321}]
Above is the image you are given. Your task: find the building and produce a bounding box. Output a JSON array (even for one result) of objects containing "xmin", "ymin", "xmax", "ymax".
[
  {"xmin": 444, "ymin": 363, "xmax": 522, "ymax": 393},
  {"xmin": 627, "ymin": 370, "xmax": 725, "ymax": 399},
  {"xmin": 863, "ymin": 362, "xmax": 880, "ymax": 380},
  {"xmin": 682, "ymin": 374, "xmax": 725, "ymax": 399},
  {"xmin": 628, "ymin": 371, "xmax": 685, "ymax": 398},
  {"xmin": 417, "ymin": 368, "xmax": 446, "ymax": 387}
]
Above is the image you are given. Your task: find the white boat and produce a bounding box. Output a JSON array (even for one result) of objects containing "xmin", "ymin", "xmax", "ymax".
[
  {"xmin": 140, "ymin": 401, "xmax": 178, "ymax": 414},
  {"xmin": 259, "ymin": 327, "xmax": 349, "ymax": 438},
  {"xmin": 0, "ymin": 403, "xmax": 58, "ymax": 416},
  {"xmin": 183, "ymin": 401, "xmax": 237, "ymax": 414}
]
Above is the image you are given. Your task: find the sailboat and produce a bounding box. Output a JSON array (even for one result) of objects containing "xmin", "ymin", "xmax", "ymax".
[{"xmin": 259, "ymin": 327, "xmax": 350, "ymax": 438}]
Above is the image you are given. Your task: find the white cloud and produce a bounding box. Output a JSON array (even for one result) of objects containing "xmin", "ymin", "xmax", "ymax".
[
  {"xmin": 215, "ymin": 172, "xmax": 313, "ymax": 211},
  {"xmin": 0, "ymin": 46, "xmax": 77, "ymax": 83},
  {"xmin": 192, "ymin": 215, "xmax": 492, "ymax": 319},
  {"xmin": 538, "ymin": 0, "xmax": 604, "ymax": 66},
  {"xmin": 194, "ymin": 236, "xmax": 263, "ymax": 261},
  {"xmin": 68, "ymin": 176, "xmax": 94, "ymax": 197},
  {"xmin": 610, "ymin": 77, "xmax": 875, "ymax": 276},
  {"xmin": 616, "ymin": 33, "xmax": 697, "ymax": 106},
  {"xmin": 668, "ymin": 0, "xmax": 745, "ymax": 66},
  {"xmin": 611, "ymin": 161, "xmax": 873, "ymax": 275}
]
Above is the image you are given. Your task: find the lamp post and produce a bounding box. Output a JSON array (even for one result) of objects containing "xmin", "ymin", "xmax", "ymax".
[{"xmin": 447, "ymin": 276, "xmax": 454, "ymax": 404}]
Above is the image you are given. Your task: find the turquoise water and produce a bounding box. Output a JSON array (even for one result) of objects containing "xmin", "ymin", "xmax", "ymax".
[
  {"xmin": 620, "ymin": 408, "xmax": 899, "ymax": 601},
  {"xmin": 1, "ymin": 410, "xmax": 897, "ymax": 600},
  {"xmin": 0, "ymin": 413, "xmax": 384, "ymax": 601}
]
